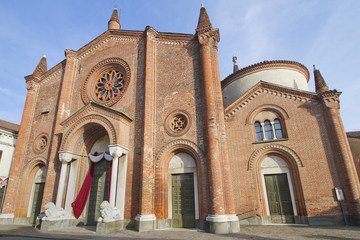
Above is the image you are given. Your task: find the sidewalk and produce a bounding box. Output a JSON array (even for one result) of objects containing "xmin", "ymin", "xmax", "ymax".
[{"xmin": 0, "ymin": 224, "xmax": 359, "ymax": 240}]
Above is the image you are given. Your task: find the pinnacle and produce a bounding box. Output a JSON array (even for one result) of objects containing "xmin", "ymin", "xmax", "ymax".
[
  {"xmin": 313, "ymin": 65, "xmax": 329, "ymax": 93},
  {"xmin": 108, "ymin": 8, "xmax": 121, "ymax": 30},
  {"xmin": 196, "ymin": 5, "xmax": 213, "ymax": 33}
]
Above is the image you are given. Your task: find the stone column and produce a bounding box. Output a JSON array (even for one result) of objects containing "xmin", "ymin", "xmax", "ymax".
[
  {"xmin": 116, "ymin": 150, "xmax": 128, "ymax": 220},
  {"xmin": 109, "ymin": 145, "xmax": 123, "ymax": 206},
  {"xmin": 56, "ymin": 151, "xmax": 73, "ymax": 208},
  {"xmin": 136, "ymin": 26, "xmax": 157, "ymax": 232},
  {"xmin": 271, "ymin": 121, "xmax": 277, "ymax": 139}
]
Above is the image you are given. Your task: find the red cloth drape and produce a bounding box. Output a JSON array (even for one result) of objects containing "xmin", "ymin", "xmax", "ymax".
[
  {"xmin": 71, "ymin": 162, "xmax": 95, "ymax": 219},
  {"xmin": 108, "ymin": 162, "xmax": 112, "ymax": 202}
]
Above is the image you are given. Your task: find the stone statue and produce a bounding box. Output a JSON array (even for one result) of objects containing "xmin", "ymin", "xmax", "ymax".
[
  {"xmin": 97, "ymin": 201, "xmax": 122, "ymax": 223},
  {"xmin": 43, "ymin": 202, "xmax": 66, "ymax": 220}
]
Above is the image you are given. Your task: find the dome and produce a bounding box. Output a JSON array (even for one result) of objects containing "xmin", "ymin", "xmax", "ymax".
[{"xmin": 222, "ymin": 60, "xmax": 310, "ymax": 108}]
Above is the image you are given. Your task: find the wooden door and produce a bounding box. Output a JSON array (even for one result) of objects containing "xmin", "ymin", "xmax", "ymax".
[
  {"xmin": 172, "ymin": 173, "xmax": 195, "ymax": 228},
  {"xmin": 264, "ymin": 174, "xmax": 294, "ymax": 223},
  {"xmin": 29, "ymin": 183, "xmax": 45, "ymax": 224},
  {"xmin": 86, "ymin": 160, "xmax": 111, "ymax": 225}
]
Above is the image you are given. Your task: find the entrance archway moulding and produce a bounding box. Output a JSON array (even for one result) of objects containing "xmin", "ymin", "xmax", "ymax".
[
  {"xmin": 155, "ymin": 139, "xmax": 206, "ymax": 168},
  {"xmin": 248, "ymin": 144, "xmax": 303, "ymax": 171},
  {"xmin": 21, "ymin": 157, "xmax": 47, "ymax": 177},
  {"xmin": 60, "ymin": 114, "xmax": 117, "ymax": 151}
]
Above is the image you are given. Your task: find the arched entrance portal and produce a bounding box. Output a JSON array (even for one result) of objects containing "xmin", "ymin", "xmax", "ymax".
[
  {"xmin": 260, "ymin": 155, "xmax": 297, "ymax": 224},
  {"xmin": 85, "ymin": 135, "xmax": 111, "ymax": 226},
  {"xmin": 168, "ymin": 152, "xmax": 198, "ymax": 228},
  {"xmin": 28, "ymin": 166, "xmax": 46, "ymax": 224}
]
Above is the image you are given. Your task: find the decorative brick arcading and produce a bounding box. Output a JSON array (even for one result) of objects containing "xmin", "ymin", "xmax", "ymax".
[
  {"xmin": 248, "ymin": 144, "xmax": 304, "ymax": 170},
  {"xmin": 155, "ymin": 139, "xmax": 206, "ymax": 168},
  {"xmin": 225, "ymin": 82, "xmax": 318, "ymax": 120},
  {"xmin": 60, "ymin": 114, "xmax": 117, "ymax": 151}
]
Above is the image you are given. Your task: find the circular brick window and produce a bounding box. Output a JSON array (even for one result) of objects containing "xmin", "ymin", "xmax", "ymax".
[
  {"xmin": 82, "ymin": 58, "xmax": 131, "ymax": 106},
  {"xmin": 165, "ymin": 111, "xmax": 191, "ymax": 137},
  {"xmin": 33, "ymin": 133, "xmax": 49, "ymax": 154}
]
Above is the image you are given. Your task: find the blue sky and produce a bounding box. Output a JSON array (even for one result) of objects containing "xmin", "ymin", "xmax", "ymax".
[{"xmin": 0, "ymin": 0, "xmax": 359, "ymax": 131}]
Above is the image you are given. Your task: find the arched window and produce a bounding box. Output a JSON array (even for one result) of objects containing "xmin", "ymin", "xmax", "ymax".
[
  {"xmin": 274, "ymin": 119, "xmax": 283, "ymax": 139},
  {"xmin": 254, "ymin": 122, "xmax": 263, "ymax": 141},
  {"xmin": 264, "ymin": 120, "xmax": 273, "ymax": 140}
]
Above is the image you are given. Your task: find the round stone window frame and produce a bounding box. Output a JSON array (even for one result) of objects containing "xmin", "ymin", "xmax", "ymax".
[
  {"xmin": 82, "ymin": 58, "xmax": 131, "ymax": 106},
  {"xmin": 164, "ymin": 110, "xmax": 192, "ymax": 137},
  {"xmin": 33, "ymin": 133, "xmax": 49, "ymax": 154}
]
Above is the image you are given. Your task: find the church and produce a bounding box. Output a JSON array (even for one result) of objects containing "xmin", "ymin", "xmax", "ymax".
[{"xmin": 0, "ymin": 6, "xmax": 359, "ymax": 234}]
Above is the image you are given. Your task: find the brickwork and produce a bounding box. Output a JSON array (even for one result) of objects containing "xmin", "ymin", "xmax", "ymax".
[
  {"xmin": 225, "ymin": 83, "xmax": 360, "ymax": 220},
  {"xmin": 3, "ymin": 6, "xmax": 359, "ymax": 231}
]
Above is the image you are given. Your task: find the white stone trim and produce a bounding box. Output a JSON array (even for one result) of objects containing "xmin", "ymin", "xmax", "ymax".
[
  {"xmin": 261, "ymin": 157, "xmax": 298, "ymax": 217},
  {"xmin": 0, "ymin": 213, "xmax": 14, "ymax": 218},
  {"xmin": 135, "ymin": 214, "xmax": 156, "ymax": 221}
]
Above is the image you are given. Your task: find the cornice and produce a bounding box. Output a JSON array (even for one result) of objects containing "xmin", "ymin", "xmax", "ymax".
[
  {"xmin": 60, "ymin": 101, "xmax": 132, "ymax": 128},
  {"xmin": 222, "ymin": 60, "xmax": 310, "ymax": 89},
  {"xmin": 224, "ymin": 81, "xmax": 318, "ymax": 120}
]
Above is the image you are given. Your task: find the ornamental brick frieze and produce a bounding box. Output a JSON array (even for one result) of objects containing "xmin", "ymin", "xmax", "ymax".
[
  {"xmin": 77, "ymin": 35, "xmax": 141, "ymax": 60},
  {"xmin": 247, "ymin": 144, "xmax": 304, "ymax": 171},
  {"xmin": 60, "ymin": 102, "xmax": 131, "ymax": 129},
  {"xmin": 60, "ymin": 114, "xmax": 117, "ymax": 151},
  {"xmin": 225, "ymin": 82, "xmax": 318, "ymax": 120},
  {"xmin": 317, "ymin": 90, "xmax": 341, "ymax": 109},
  {"xmin": 155, "ymin": 139, "xmax": 206, "ymax": 168}
]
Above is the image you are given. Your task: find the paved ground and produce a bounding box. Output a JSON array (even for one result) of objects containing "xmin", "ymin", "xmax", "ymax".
[{"xmin": 0, "ymin": 224, "xmax": 359, "ymax": 240}]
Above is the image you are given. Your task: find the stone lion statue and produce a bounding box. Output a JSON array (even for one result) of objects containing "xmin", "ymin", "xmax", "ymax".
[
  {"xmin": 43, "ymin": 202, "xmax": 66, "ymax": 220},
  {"xmin": 97, "ymin": 201, "xmax": 121, "ymax": 223}
]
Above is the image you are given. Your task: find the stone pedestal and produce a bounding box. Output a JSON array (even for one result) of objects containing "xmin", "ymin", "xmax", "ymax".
[
  {"xmin": 96, "ymin": 220, "xmax": 124, "ymax": 234},
  {"xmin": 135, "ymin": 214, "xmax": 156, "ymax": 232},
  {"xmin": 206, "ymin": 214, "xmax": 240, "ymax": 234},
  {"xmin": 40, "ymin": 218, "xmax": 80, "ymax": 231}
]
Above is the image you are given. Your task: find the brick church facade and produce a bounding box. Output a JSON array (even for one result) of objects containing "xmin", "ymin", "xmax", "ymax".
[{"xmin": 1, "ymin": 7, "xmax": 359, "ymax": 234}]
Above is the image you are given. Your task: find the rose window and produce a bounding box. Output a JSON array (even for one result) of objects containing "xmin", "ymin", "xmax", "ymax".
[
  {"xmin": 95, "ymin": 70, "xmax": 125, "ymax": 102},
  {"xmin": 82, "ymin": 58, "xmax": 131, "ymax": 106},
  {"xmin": 170, "ymin": 114, "xmax": 187, "ymax": 132}
]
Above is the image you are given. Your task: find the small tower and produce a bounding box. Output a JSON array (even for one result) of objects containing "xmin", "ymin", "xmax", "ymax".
[
  {"xmin": 313, "ymin": 65, "xmax": 329, "ymax": 92},
  {"xmin": 108, "ymin": 8, "xmax": 121, "ymax": 30}
]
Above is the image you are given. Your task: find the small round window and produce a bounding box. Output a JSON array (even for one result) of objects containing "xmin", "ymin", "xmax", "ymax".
[
  {"xmin": 33, "ymin": 133, "xmax": 49, "ymax": 154},
  {"xmin": 165, "ymin": 111, "xmax": 191, "ymax": 137}
]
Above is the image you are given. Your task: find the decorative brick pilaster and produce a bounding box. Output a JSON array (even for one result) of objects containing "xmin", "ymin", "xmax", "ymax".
[
  {"xmin": 41, "ymin": 49, "xmax": 78, "ymax": 210},
  {"xmin": 320, "ymin": 91, "xmax": 360, "ymax": 218},
  {"xmin": 3, "ymin": 79, "xmax": 39, "ymax": 216},
  {"xmin": 136, "ymin": 26, "xmax": 157, "ymax": 231}
]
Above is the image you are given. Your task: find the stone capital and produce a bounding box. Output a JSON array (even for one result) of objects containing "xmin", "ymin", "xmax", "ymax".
[
  {"xmin": 64, "ymin": 49, "xmax": 77, "ymax": 60},
  {"xmin": 25, "ymin": 79, "xmax": 37, "ymax": 91},
  {"xmin": 58, "ymin": 151, "xmax": 73, "ymax": 163},
  {"xmin": 197, "ymin": 28, "xmax": 220, "ymax": 47},
  {"xmin": 108, "ymin": 144, "xmax": 127, "ymax": 158}
]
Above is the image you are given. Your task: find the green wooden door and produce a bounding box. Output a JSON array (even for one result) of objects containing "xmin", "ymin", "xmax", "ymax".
[
  {"xmin": 264, "ymin": 174, "xmax": 294, "ymax": 223},
  {"xmin": 29, "ymin": 183, "xmax": 45, "ymax": 224},
  {"xmin": 86, "ymin": 160, "xmax": 111, "ymax": 225},
  {"xmin": 172, "ymin": 173, "xmax": 195, "ymax": 228}
]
